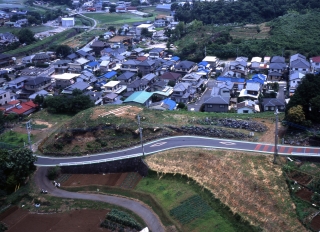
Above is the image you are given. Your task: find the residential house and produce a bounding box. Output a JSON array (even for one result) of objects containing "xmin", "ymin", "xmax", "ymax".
[
  {"xmin": 61, "ymin": 81, "xmax": 90, "ymax": 94},
  {"xmin": 289, "ymin": 71, "xmax": 305, "ymax": 95},
  {"xmin": 85, "ymin": 61, "xmax": 100, "ymax": 72},
  {"xmin": 154, "ymin": 19, "xmax": 166, "ymax": 28},
  {"xmin": 85, "ymin": 90, "xmax": 102, "ymax": 105},
  {"xmin": 236, "ymin": 100, "xmax": 259, "ymax": 113},
  {"xmin": 239, "ymin": 82, "xmax": 261, "ymax": 99},
  {"xmin": 136, "ymin": 24, "xmax": 154, "ymax": 36},
  {"xmin": 53, "ymin": 59, "xmax": 71, "ymax": 74},
  {"xmin": 181, "ymin": 73, "xmax": 204, "ymax": 93},
  {"xmin": 310, "ymin": 56, "xmax": 320, "ymax": 72},
  {"xmin": 126, "ymin": 79, "xmax": 149, "ymax": 92},
  {"xmin": 202, "ymin": 56, "xmax": 219, "ymax": 69},
  {"xmin": 141, "ymin": 73, "xmax": 157, "ymax": 85},
  {"xmin": 212, "ymin": 81, "xmax": 234, "ymax": 98},
  {"xmin": 171, "ymin": 82, "xmax": 191, "ymax": 103},
  {"xmin": 0, "ymin": 32, "xmax": 18, "ymax": 43},
  {"xmin": 99, "ymin": 71, "xmax": 117, "ymax": 81},
  {"xmin": 112, "ymin": 54, "xmax": 126, "ymax": 64},
  {"xmin": 24, "ymin": 76, "xmax": 52, "ymax": 93},
  {"xmin": 202, "ymin": 95, "xmax": 229, "ymax": 113},
  {"xmin": 116, "ymin": 71, "xmax": 137, "ymax": 85},
  {"xmin": 28, "ymin": 90, "xmax": 49, "ymax": 101},
  {"xmin": 120, "ymin": 60, "xmax": 140, "ymax": 72},
  {"xmin": 216, "ymin": 77, "xmax": 245, "ymax": 91},
  {"xmin": 69, "ymin": 57, "xmax": 90, "ymax": 73},
  {"xmin": 290, "ymin": 53, "xmax": 310, "ymax": 74},
  {"xmin": 102, "ymin": 81, "xmax": 126, "ymax": 94},
  {"xmin": 100, "ymin": 60, "xmax": 116, "ymax": 72},
  {"xmin": 76, "ymin": 50, "xmax": 89, "ymax": 58},
  {"xmin": 32, "ymin": 53, "xmax": 50, "ymax": 64},
  {"xmin": 0, "ymin": 90, "xmax": 12, "ymax": 105},
  {"xmin": 159, "ymin": 72, "xmax": 181, "ymax": 84},
  {"xmin": 22, "ymin": 55, "xmax": 35, "ymax": 64},
  {"xmin": 103, "ymin": 92, "xmax": 122, "ymax": 104},
  {"xmin": 0, "ymin": 53, "xmax": 12, "ymax": 67},
  {"xmin": 149, "ymin": 98, "xmax": 176, "ymax": 111},
  {"xmin": 90, "ymin": 40, "xmax": 108, "ymax": 55},
  {"xmin": 229, "ymin": 59, "xmax": 247, "ymax": 77},
  {"xmin": 156, "ymin": 60, "xmax": 175, "ymax": 75},
  {"xmin": 79, "ymin": 47, "xmax": 94, "ymax": 56},
  {"xmin": 250, "ymin": 57, "xmax": 262, "ymax": 70},
  {"xmin": 8, "ymin": 77, "xmax": 28, "ymax": 89},
  {"xmin": 52, "ymin": 73, "xmax": 79, "ymax": 89},
  {"xmin": 249, "ymin": 74, "xmax": 266, "ymax": 86},
  {"xmin": 77, "ymin": 70, "xmax": 97, "ymax": 84},
  {"xmin": 137, "ymin": 60, "xmax": 156, "ymax": 75},
  {"xmin": 267, "ymin": 56, "xmax": 286, "ymax": 81},
  {"xmin": 67, "ymin": 53, "xmax": 79, "ymax": 61},
  {"xmin": 101, "ymin": 47, "xmax": 115, "ymax": 57},
  {"xmin": 149, "ymin": 48, "xmax": 165, "ymax": 59},
  {"xmin": 174, "ymin": 61, "xmax": 197, "ymax": 74},
  {"xmin": 262, "ymin": 98, "xmax": 285, "ymax": 112},
  {"xmin": 5, "ymin": 100, "xmax": 37, "ymax": 115},
  {"xmin": 123, "ymin": 91, "xmax": 153, "ymax": 107},
  {"xmin": 150, "ymin": 80, "xmax": 167, "ymax": 92}
]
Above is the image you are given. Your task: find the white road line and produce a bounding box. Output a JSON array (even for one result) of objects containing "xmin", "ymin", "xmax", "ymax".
[
  {"xmin": 219, "ymin": 142, "xmax": 236, "ymax": 145},
  {"xmin": 150, "ymin": 142, "xmax": 167, "ymax": 147}
]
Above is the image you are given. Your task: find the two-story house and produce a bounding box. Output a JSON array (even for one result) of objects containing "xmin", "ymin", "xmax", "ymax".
[
  {"xmin": 0, "ymin": 90, "xmax": 12, "ymax": 106},
  {"xmin": 137, "ymin": 60, "xmax": 156, "ymax": 75},
  {"xmin": 202, "ymin": 95, "xmax": 229, "ymax": 113},
  {"xmin": 154, "ymin": 19, "xmax": 166, "ymax": 28},
  {"xmin": 90, "ymin": 40, "xmax": 108, "ymax": 55},
  {"xmin": 310, "ymin": 56, "xmax": 320, "ymax": 72},
  {"xmin": 8, "ymin": 77, "xmax": 28, "ymax": 90},
  {"xmin": 52, "ymin": 73, "xmax": 79, "ymax": 89},
  {"xmin": 69, "ymin": 57, "xmax": 90, "ymax": 73},
  {"xmin": 262, "ymin": 98, "xmax": 285, "ymax": 112},
  {"xmin": 116, "ymin": 71, "xmax": 137, "ymax": 85},
  {"xmin": 85, "ymin": 61, "xmax": 100, "ymax": 72},
  {"xmin": 229, "ymin": 59, "xmax": 247, "ymax": 77},
  {"xmin": 268, "ymin": 56, "xmax": 286, "ymax": 81},
  {"xmin": 174, "ymin": 61, "xmax": 197, "ymax": 74},
  {"xmin": 24, "ymin": 76, "xmax": 51, "ymax": 93},
  {"xmin": 126, "ymin": 79, "xmax": 149, "ymax": 92},
  {"xmin": 155, "ymin": 60, "xmax": 175, "ymax": 75},
  {"xmin": 32, "ymin": 53, "xmax": 50, "ymax": 64},
  {"xmin": 61, "ymin": 81, "xmax": 90, "ymax": 94},
  {"xmin": 121, "ymin": 60, "xmax": 141, "ymax": 72},
  {"xmin": 159, "ymin": 72, "xmax": 182, "ymax": 85},
  {"xmin": 239, "ymin": 82, "xmax": 260, "ymax": 99},
  {"xmin": 181, "ymin": 73, "xmax": 204, "ymax": 93},
  {"xmin": 171, "ymin": 82, "xmax": 191, "ymax": 103},
  {"xmin": 149, "ymin": 48, "xmax": 165, "ymax": 59},
  {"xmin": 290, "ymin": 53, "xmax": 310, "ymax": 74},
  {"xmin": 53, "ymin": 59, "xmax": 71, "ymax": 74},
  {"xmin": 289, "ymin": 71, "xmax": 305, "ymax": 95}
]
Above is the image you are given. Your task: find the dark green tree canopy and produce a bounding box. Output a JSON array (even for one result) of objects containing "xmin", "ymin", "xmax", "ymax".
[
  {"xmin": 16, "ymin": 28, "xmax": 36, "ymax": 45},
  {"xmin": 55, "ymin": 45, "xmax": 72, "ymax": 58}
]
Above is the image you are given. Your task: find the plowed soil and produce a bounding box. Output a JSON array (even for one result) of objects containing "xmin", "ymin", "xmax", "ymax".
[
  {"xmin": 295, "ymin": 188, "xmax": 313, "ymax": 202},
  {"xmin": 311, "ymin": 215, "xmax": 320, "ymax": 231},
  {"xmin": 2, "ymin": 209, "xmax": 110, "ymax": 232}
]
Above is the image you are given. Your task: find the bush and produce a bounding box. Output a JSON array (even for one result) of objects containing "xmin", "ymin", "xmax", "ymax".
[{"xmin": 47, "ymin": 166, "xmax": 61, "ymax": 180}]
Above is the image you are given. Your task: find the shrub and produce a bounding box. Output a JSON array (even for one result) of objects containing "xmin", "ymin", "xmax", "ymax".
[{"xmin": 47, "ymin": 166, "xmax": 61, "ymax": 180}]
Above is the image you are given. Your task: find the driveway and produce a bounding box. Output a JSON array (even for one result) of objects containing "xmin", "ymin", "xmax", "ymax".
[
  {"xmin": 34, "ymin": 167, "xmax": 165, "ymax": 232},
  {"xmin": 188, "ymin": 78, "xmax": 216, "ymax": 111}
]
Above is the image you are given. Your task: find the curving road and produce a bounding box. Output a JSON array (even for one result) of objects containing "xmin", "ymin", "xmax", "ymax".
[
  {"xmin": 35, "ymin": 136, "xmax": 320, "ymax": 167},
  {"xmin": 34, "ymin": 167, "xmax": 165, "ymax": 232}
]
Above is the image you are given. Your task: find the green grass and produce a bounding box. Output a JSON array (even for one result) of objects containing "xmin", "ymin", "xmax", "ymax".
[
  {"xmin": 0, "ymin": 26, "xmax": 54, "ymax": 34},
  {"xmin": 30, "ymin": 109, "xmax": 73, "ymax": 125},
  {"xmin": 0, "ymin": 131, "xmax": 30, "ymax": 147},
  {"xmin": 83, "ymin": 13, "xmax": 153, "ymax": 26}
]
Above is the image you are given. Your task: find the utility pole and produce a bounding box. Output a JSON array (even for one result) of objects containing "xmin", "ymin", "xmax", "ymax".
[
  {"xmin": 137, "ymin": 115, "xmax": 145, "ymax": 157},
  {"xmin": 26, "ymin": 120, "xmax": 32, "ymax": 150},
  {"xmin": 273, "ymin": 107, "xmax": 279, "ymax": 164}
]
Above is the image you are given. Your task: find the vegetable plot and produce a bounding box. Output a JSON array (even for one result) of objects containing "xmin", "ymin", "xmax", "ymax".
[{"xmin": 101, "ymin": 209, "xmax": 143, "ymax": 231}]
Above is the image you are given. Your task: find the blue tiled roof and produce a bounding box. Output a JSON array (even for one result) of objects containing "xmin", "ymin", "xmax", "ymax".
[
  {"xmin": 162, "ymin": 98, "xmax": 176, "ymax": 110},
  {"xmin": 171, "ymin": 56, "xmax": 180, "ymax": 61},
  {"xmin": 217, "ymin": 77, "xmax": 245, "ymax": 83},
  {"xmin": 87, "ymin": 61, "xmax": 99, "ymax": 67},
  {"xmin": 102, "ymin": 71, "xmax": 117, "ymax": 79}
]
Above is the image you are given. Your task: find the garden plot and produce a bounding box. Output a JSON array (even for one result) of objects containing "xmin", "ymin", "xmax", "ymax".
[{"xmin": 62, "ymin": 172, "xmax": 142, "ymax": 189}]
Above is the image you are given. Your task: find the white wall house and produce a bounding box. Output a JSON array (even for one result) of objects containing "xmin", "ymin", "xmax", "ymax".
[
  {"xmin": 310, "ymin": 56, "xmax": 320, "ymax": 72},
  {"xmin": 61, "ymin": 18, "xmax": 75, "ymax": 27},
  {"xmin": 136, "ymin": 24, "xmax": 153, "ymax": 36}
]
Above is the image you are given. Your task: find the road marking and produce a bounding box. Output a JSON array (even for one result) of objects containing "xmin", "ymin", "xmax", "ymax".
[
  {"xmin": 254, "ymin": 144, "xmax": 261, "ymax": 150},
  {"xmin": 150, "ymin": 142, "xmax": 167, "ymax": 147},
  {"xmin": 219, "ymin": 142, "xmax": 236, "ymax": 145}
]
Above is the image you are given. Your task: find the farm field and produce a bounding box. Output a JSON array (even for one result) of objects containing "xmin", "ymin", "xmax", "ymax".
[
  {"xmin": 1, "ymin": 208, "xmax": 109, "ymax": 232},
  {"xmin": 0, "ymin": 25, "xmax": 54, "ymax": 34},
  {"xmin": 229, "ymin": 23, "xmax": 270, "ymax": 40},
  {"xmin": 60, "ymin": 172, "xmax": 142, "ymax": 189},
  {"xmin": 144, "ymin": 148, "xmax": 307, "ymax": 231}
]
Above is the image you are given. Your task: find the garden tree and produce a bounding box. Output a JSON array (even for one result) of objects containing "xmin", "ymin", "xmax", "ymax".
[
  {"xmin": 286, "ymin": 73, "xmax": 320, "ymax": 122},
  {"xmin": 109, "ymin": 5, "xmax": 116, "ymax": 13},
  {"xmin": 140, "ymin": 28, "xmax": 152, "ymax": 38},
  {"xmin": 108, "ymin": 26, "xmax": 116, "ymax": 32},
  {"xmin": 16, "ymin": 28, "xmax": 35, "ymax": 45},
  {"xmin": 286, "ymin": 105, "xmax": 306, "ymax": 124},
  {"xmin": 70, "ymin": 94, "xmax": 94, "ymax": 113},
  {"xmin": 33, "ymin": 94, "xmax": 44, "ymax": 107},
  {"xmin": 167, "ymin": 80, "xmax": 176, "ymax": 87},
  {"xmin": 55, "ymin": 45, "xmax": 72, "ymax": 58},
  {"xmin": 47, "ymin": 166, "xmax": 61, "ymax": 180}
]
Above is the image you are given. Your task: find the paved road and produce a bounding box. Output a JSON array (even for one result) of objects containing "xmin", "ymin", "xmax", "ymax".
[
  {"xmin": 35, "ymin": 136, "xmax": 320, "ymax": 166},
  {"xmin": 34, "ymin": 167, "xmax": 165, "ymax": 232}
]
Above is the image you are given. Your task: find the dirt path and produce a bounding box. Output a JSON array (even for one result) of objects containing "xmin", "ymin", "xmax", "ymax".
[{"xmin": 34, "ymin": 167, "xmax": 165, "ymax": 232}]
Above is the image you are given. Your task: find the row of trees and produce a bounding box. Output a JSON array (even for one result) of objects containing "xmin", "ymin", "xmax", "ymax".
[
  {"xmin": 173, "ymin": 0, "xmax": 320, "ymax": 25},
  {"xmin": 0, "ymin": 148, "xmax": 37, "ymax": 196}
]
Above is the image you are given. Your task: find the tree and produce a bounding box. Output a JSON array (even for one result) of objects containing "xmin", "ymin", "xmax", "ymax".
[
  {"xmin": 16, "ymin": 28, "xmax": 36, "ymax": 45},
  {"xmin": 33, "ymin": 94, "xmax": 44, "ymax": 107},
  {"xmin": 140, "ymin": 28, "xmax": 152, "ymax": 38},
  {"xmin": 55, "ymin": 45, "xmax": 72, "ymax": 58},
  {"xmin": 108, "ymin": 26, "xmax": 116, "ymax": 32},
  {"xmin": 286, "ymin": 105, "xmax": 305, "ymax": 124},
  {"xmin": 47, "ymin": 166, "xmax": 61, "ymax": 180}
]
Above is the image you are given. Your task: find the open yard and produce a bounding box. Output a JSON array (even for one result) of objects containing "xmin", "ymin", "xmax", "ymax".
[{"xmin": 230, "ymin": 23, "xmax": 270, "ymax": 40}]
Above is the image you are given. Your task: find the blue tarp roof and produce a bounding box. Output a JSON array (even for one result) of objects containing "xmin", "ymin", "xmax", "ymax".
[
  {"xmin": 100, "ymin": 71, "xmax": 117, "ymax": 79},
  {"xmin": 217, "ymin": 77, "xmax": 245, "ymax": 83},
  {"xmin": 162, "ymin": 98, "xmax": 176, "ymax": 110},
  {"xmin": 170, "ymin": 56, "xmax": 180, "ymax": 61},
  {"xmin": 251, "ymin": 74, "xmax": 266, "ymax": 85},
  {"xmin": 198, "ymin": 61, "xmax": 208, "ymax": 66},
  {"xmin": 96, "ymin": 80, "xmax": 107, "ymax": 86},
  {"xmin": 87, "ymin": 61, "xmax": 99, "ymax": 67}
]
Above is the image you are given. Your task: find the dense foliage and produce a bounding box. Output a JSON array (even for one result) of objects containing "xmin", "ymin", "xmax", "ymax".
[
  {"xmin": 43, "ymin": 90, "xmax": 94, "ymax": 114},
  {"xmin": 286, "ymin": 73, "xmax": 320, "ymax": 123},
  {"xmin": 101, "ymin": 209, "xmax": 143, "ymax": 231},
  {"xmin": 174, "ymin": 12, "xmax": 320, "ymax": 60},
  {"xmin": 0, "ymin": 148, "xmax": 37, "ymax": 195},
  {"xmin": 174, "ymin": 0, "xmax": 320, "ymax": 24}
]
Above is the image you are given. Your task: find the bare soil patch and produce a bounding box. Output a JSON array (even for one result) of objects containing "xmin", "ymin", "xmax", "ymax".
[
  {"xmin": 311, "ymin": 215, "xmax": 320, "ymax": 231},
  {"xmin": 2, "ymin": 209, "xmax": 109, "ymax": 232},
  {"xmin": 62, "ymin": 172, "xmax": 142, "ymax": 189},
  {"xmin": 145, "ymin": 148, "xmax": 306, "ymax": 232},
  {"xmin": 288, "ymin": 171, "xmax": 313, "ymax": 185},
  {"xmin": 295, "ymin": 188, "xmax": 313, "ymax": 202},
  {"xmin": 91, "ymin": 105, "xmax": 143, "ymax": 120}
]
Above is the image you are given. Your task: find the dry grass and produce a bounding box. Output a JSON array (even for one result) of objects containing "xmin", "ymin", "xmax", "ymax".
[
  {"xmin": 145, "ymin": 149, "xmax": 306, "ymax": 232},
  {"xmin": 91, "ymin": 105, "xmax": 143, "ymax": 120}
]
